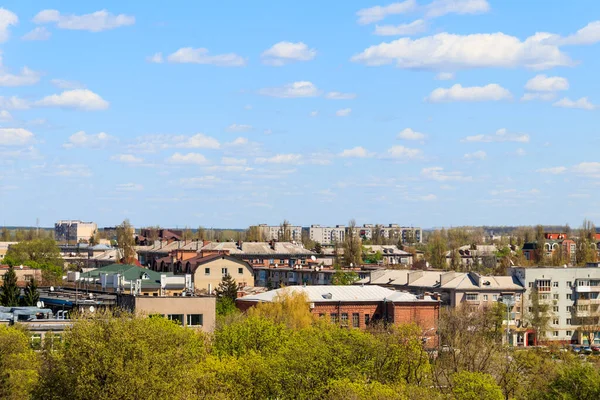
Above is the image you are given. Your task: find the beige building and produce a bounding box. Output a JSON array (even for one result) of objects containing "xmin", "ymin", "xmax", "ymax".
[
  {"xmin": 119, "ymin": 295, "xmax": 216, "ymax": 333},
  {"xmin": 55, "ymin": 220, "xmax": 98, "ymax": 243},
  {"xmin": 0, "ymin": 265, "xmax": 42, "ymax": 286},
  {"xmin": 189, "ymin": 254, "xmax": 254, "ymax": 294},
  {"xmin": 0, "ymin": 242, "xmax": 17, "ymax": 261}
]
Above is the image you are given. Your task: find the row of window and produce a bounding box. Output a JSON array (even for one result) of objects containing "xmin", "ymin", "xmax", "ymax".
[
  {"xmin": 465, "ymin": 294, "xmax": 521, "ymax": 302},
  {"xmin": 550, "ymin": 330, "xmax": 573, "ymax": 337},
  {"xmin": 204, "ymin": 267, "xmax": 244, "ymax": 276},
  {"xmin": 529, "ymin": 281, "xmax": 574, "ymax": 288},
  {"xmin": 163, "ymin": 314, "xmax": 204, "ymax": 326},
  {"xmin": 320, "ymin": 312, "xmax": 368, "ymax": 328}
]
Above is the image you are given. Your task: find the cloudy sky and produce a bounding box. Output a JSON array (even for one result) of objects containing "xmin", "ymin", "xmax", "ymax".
[{"xmin": 1, "ymin": 0, "xmax": 600, "ymax": 229}]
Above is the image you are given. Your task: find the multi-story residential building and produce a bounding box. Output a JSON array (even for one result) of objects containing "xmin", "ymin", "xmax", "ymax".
[
  {"xmin": 254, "ymin": 224, "xmax": 303, "ymax": 242},
  {"xmin": 308, "ymin": 225, "xmax": 346, "ymax": 245},
  {"xmin": 351, "ymin": 224, "xmax": 422, "ymax": 244},
  {"xmin": 510, "ymin": 266, "xmax": 600, "ymax": 347},
  {"xmin": 522, "ymin": 233, "xmax": 577, "ymax": 265},
  {"xmin": 236, "ymin": 285, "xmax": 440, "ymax": 347},
  {"xmin": 54, "ymin": 220, "xmax": 98, "ymax": 243}
]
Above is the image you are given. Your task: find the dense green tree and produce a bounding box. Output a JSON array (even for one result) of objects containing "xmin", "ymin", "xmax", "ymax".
[
  {"xmin": 314, "ymin": 241, "xmax": 322, "ymax": 255},
  {"xmin": 547, "ymin": 362, "xmax": 600, "ymax": 400},
  {"xmin": 4, "ymin": 238, "xmax": 63, "ymax": 266},
  {"xmin": 116, "ymin": 219, "xmax": 136, "ymax": 264},
  {"xmin": 20, "ymin": 277, "xmax": 40, "ymax": 306},
  {"xmin": 214, "ymin": 274, "xmax": 239, "ymax": 302},
  {"xmin": 0, "ymin": 325, "xmax": 40, "ymax": 400},
  {"xmin": 426, "ymin": 230, "xmax": 447, "ymax": 269},
  {"xmin": 451, "ymin": 371, "xmax": 503, "ymax": 400},
  {"xmin": 526, "ymin": 288, "xmax": 553, "ymax": 344},
  {"xmin": 0, "ymin": 266, "xmax": 20, "ymax": 307},
  {"xmin": 331, "ymin": 266, "xmax": 359, "ymax": 285},
  {"xmin": 343, "ymin": 219, "xmax": 362, "ymax": 267},
  {"xmin": 216, "ymin": 296, "xmax": 237, "ymax": 317}
]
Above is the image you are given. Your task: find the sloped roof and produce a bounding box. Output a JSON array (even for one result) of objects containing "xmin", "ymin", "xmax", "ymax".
[
  {"xmin": 237, "ymin": 285, "xmax": 434, "ymax": 303},
  {"xmin": 363, "ymin": 245, "xmax": 411, "ymax": 256},
  {"xmin": 81, "ymin": 263, "xmax": 165, "ymax": 283}
]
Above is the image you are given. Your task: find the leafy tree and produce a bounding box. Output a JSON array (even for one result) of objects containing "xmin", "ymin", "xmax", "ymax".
[
  {"xmin": 20, "ymin": 277, "xmax": 40, "ymax": 306},
  {"xmin": 0, "ymin": 325, "xmax": 40, "ymax": 400},
  {"xmin": 526, "ymin": 287, "xmax": 553, "ymax": 344},
  {"xmin": 576, "ymin": 219, "xmax": 598, "ymax": 266},
  {"xmin": 116, "ymin": 219, "xmax": 136, "ymax": 264},
  {"xmin": 0, "ymin": 227, "xmax": 11, "ymax": 241},
  {"xmin": 332, "ymin": 266, "xmax": 359, "ymax": 285},
  {"xmin": 278, "ymin": 220, "xmax": 291, "ymax": 242},
  {"xmin": 314, "ymin": 242, "xmax": 322, "ymax": 255},
  {"xmin": 343, "ymin": 219, "xmax": 362, "ymax": 267},
  {"xmin": 213, "ymin": 315, "xmax": 290, "ymax": 357},
  {"xmin": 426, "ymin": 230, "xmax": 447, "ymax": 269},
  {"xmin": 214, "ymin": 274, "xmax": 239, "ymax": 302},
  {"xmin": 248, "ymin": 290, "xmax": 315, "ymax": 330},
  {"xmin": 4, "ymin": 237, "xmax": 63, "ymax": 266},
  {"xmin": 197, "ymin": 226, "xmax": 206, "ymax": 241},
  {"xmin": 451, "ymin": 371, "xmax": 503, "ymax": 400},
  {"xmin": 246, "ymin": 225, "xmax": 265, "ymax": 242},
  {"xmin": 547, "ymin": 362, "xmax": 600, "ymax": 400},
  {"xmin": 182, "ymin": 226, "xmax": 193, "ymax": 240},
  {"xmin": 216, "ymin": 296, "xmax": 238, "ymax": 317},
  {"xmin": 533, "ymin": 225, "xmax": 546, "ymax": 264},
  {"xmin": 0, "ymin": 266, "xmax": 20, "ymax": 307}
]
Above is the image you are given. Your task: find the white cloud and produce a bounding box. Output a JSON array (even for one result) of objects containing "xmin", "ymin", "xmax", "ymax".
[
  {"xmin": 356, "ymin": 0, "xmax": 416, "ymax": 25},
  {"xmin": 259, "ymin": 81, "xmax": 321, "ymax": 98},
  {"xmin": 263, "ymin": 129, "xmax": 272, "ymax": 135},
  {"xmin": 147, "ymin": 52, "xmax": 163, "ymax": 63},
  {"xmin": 116, "ymin": 183, "xmax": 143, "ymax": 192},
  {"xmin": 50, "ymin": 79, "xmax": 85, "ymax": 89},
  {"xmin": 521, "ymin": 92, "xmax": 556, "ymax": 101},
  {"xmin": 336, "ymin": 108, "xmax": 352, "ymax": 117},
  {"xmin": 33, "ymin": 9, "xmax": 135, "ymax": 32},
  {"xmin": 309, "ymin": 111, "xmax": 319, "ymax": 117},
  {"xmin": 222, "ymin": 157, "xmax": 246, "ymax": 165},
  {"xmin": 572, "ymin": 162, "xmax": 600, "ymax": 178},
  {"xmin": 339, "ymin": 146, "xmax": 372, "ymax": 158},
  {"xmin": 0, "ymin": 110, "xmax": 11, "ymax": 121},
  {"xmin": 166, "ymin": 47, "xmax": 246, "ymax": 66},
  {"xmin": 397, "ymin": 128, "xmax": 426, "ymax": 141},
  {"xmin": 0, "ymin": 67, "xmax": 41, "ymax": 87},
  {"xmin": 351, "ymin": 32, "xmax": 572, "ymax": 70},
  {"xmin": 261, "ymin": 41, "xmax": 316, "ymax": 66},
  {"xmin": 63, "ymin": 131, "xmax": 116, "ymax": 149},
  {"xmin": 427, "ymin": 84, "xmax": 511, "ymax": 102},
  {"xmin": 422, "ymin": 166, "xmax": 471, "ymax": 181},
  {"xmin": 462, "ymin": 128, "xmax": 530, "ymax": 143},
  {"xmin": 52, "ymin": 164, "xmax": 92, "ymax": 177},
  {"xmin": 418, "ymin": 194, "xmax": 437, "ymax": 202},
  {"xmin": 167, "ymin": 152, "xmax": 209, "ymax": 165},
  {"xmin": 0, "ymin": 128, "xmax": 34, "ymax": 146},
  {"xmin": 515, "ymin": 148, "xmax": 527, "ymax": 156},
  {"xmin": 537, "ymin": 166, "xmax": 566, "ymax": 175},
  {"xmin": 175, "ymin": 176, "xmax": 221, "ymax": 188},
  {"xmin": 374, "ymin": 19, "xmax": 427, "ymax": 36},
  {"xmin": 111, "ymin": 154, "xmax": 143, "ymax": 164},
  {"xmin": 553, "ymin": 97, "xmax": 596, "ymax": 110},
  {"xmin": 0, "ymin": 8, "xmax": 18, "ymax": 43},
  {"xmin": 225, "ymin": 123, "xmax": 252, "ymax": 132},
  {"xmin": 435, "ymin": 72, "xmax": 455, "ymax": 80},
  {"xmin": 559, "ymin": 21, "xmax": 600, "ymax": 46},
  {"xmin": 525, "ymin": 74, "xmax": 569, "ymax": 92},
  {"xmin": 175, "ymin": 133, "xmax": 221, "ymax": 149},
  {"xmin": 226, "ymin": 137, "xmax": 249, "ymax": 146},
  {"xmin": 255, "ymin": 154, "xmax": 302, "ymax": 164},
  {"xmin": 21, "ymin": 27, "xmax": 51, "ymax": 41},
  {"xmin": 0, "ymin": 96, "xmax": 29, "ymax": 110},
  {"xmin": 385, "ymin": 145, "xmax": 422, "ymax": 160},
  {"xmin": 325, "ymin": 91, "xmax": 357, "ymax": 100},
  {"xmin": 35, "ymin": 89, "xmax": 109, "ymax": 110},
  {"xmin": 464, "ymin": 150, "xmax": 487, "ymax": 160},
  {"xmin": 425, "ymin": 0, "xmax": 490, "ymax": 18}
]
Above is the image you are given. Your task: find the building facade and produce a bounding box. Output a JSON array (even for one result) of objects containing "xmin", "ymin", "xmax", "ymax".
[
  {"xmin": 510, "ymin": 266, "xmax": 600, "ymax": 346},
  {"xmin": 254, "ymin": 224, "xmax": 303, "ymax": 242},
  {"xmin": 351, "ymin": 224, "xmax": 422, "ymax": 244},
  {"xmin": 55, "ymin": 220, "xmax": 98, "ymax": 243},
  {"xmin": 309, "ymin": 225, "xmax": 346, "ymax": 245}
]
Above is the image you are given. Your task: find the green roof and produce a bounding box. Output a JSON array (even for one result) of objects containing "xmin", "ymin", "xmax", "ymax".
[{"xmin": 81, "ymin": 263, "xmax": 170, "ymax": 285}]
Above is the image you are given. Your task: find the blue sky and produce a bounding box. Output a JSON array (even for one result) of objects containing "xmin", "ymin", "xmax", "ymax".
[{"xmin": 1, "ymin": 0, "xmax": 600, "ymax": 229}]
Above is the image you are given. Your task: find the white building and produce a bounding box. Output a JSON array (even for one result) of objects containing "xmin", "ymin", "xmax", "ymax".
[
  {"xmin": 54, "ymin": 220, "xmax": 98, "ymax": 243},
  {"xmin": 352, "ymin": 224, "xmax": 422, "ymax": 244},
  {"xmin": 255, "ymin": 224, "xmax": 303, "ymax": 242},
  {"xmin": 309, "ymin": 225, "xmax": 345, "ymax": 245},
  {"xmin": 510, "ymin": 266, "xmax": 600, "ymax": 347}
]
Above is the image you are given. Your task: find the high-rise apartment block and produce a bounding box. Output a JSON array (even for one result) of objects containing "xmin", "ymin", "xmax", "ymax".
[{"xmin": 54, "ymin": 220, "xmax": 98, "ymax": 243}]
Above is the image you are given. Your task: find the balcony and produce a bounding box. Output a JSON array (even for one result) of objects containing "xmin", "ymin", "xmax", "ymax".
[{"xmin": 576, "ymin": 285, "xmax": 600, "ymax": 293}]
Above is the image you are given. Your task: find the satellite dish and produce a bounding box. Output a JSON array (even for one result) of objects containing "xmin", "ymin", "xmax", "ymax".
[
  {"xmin": 36, "ymin": 301, "xmax": 42, "ymax": 308},
  {"xmin": 350, "ymin": 263, "xmax": 354, "ymax": 267},
  {"xmin": 50, "ymin": 286, "xmax": 54, "ymax": 292},
  {"xmin": 89, "ymin": 306, "xmax": 95, "ymax": 313},
  {"xmin": 311, "ymin": 255, "xmax": 316, "ymax": 261},
  {"xmin": 19, "ymin": 265, "xmax": 23, "ymax": 270}
]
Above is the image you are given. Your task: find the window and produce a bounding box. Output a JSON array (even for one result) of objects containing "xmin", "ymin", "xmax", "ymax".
[
  {"xmin": 466, "ymin": 294, "xmax": 478, "ymax": 301},
  {"xmin": 566, "ymin": 318, "xmax": 572, "ymax": 325},
  {"xmin": 552, "ymin": 318, "xmax": 559, "ymax": 325},
  {"xmin": 536, "ymin": 280, "xmax": 551, "ymax": 292},
  {"xmin": 578, "ymin": 305, "xmax": 589, "ymax": 312},
  {"xmin": 566, "ymin": 281, "xmax": 572, "ymax": 288},
  {"xmin": 483, "ymin": 295, "xmax": 488, "ymax": 301},
  {"xmin": 493, "ymin": 295, "xmax": 498, "ymax": 301},
  {"xmin": 566, "ymin": 306, "xmax": 572, "ymax": 312},
  {"xmin": 238, "ymin": 267, "xmax": 243, "ymax": 275},
  {"xmin": 553, "ymin": 306, "xmax": 559, "ymax": 312},
  {"xmin": 341, "ymin": 313, "xmax": 349, "ymax": 326},
  {"xmin": 515, "ymin": 294, "xmax": 521, "ymax": 301},
  {"xmin": 553, "ymin": 331, "xmax": 559, "ymax": 337},
  {"xmin": 528, "ymin": 307, "xmax": 533, "ymax": 312},
  {"xmin": 529, "ymin": 282, "xmax": 534, "ymax": 288},
  {"xmin": 365, "ymin": 314, "xmax": 371, "ymax": 325},
  {"xmin": 221, "ymin": 268, "xmax": 228, "ymax": 276},
  {"xmin": 187, "ymin": 314, "xmax": 203, "ymax": 326},
  {"xmin": 330, "ymin": 313, "xmax": 338, "ymax": 323},
  {"xmin": 352, "ymin": 313, "xmax": 360, "ymax": 328},
  {"xmin": 553, "ymin": 281, "xmax": 559, "ymax": 287},
  {"xmin": 567, "ymin": 294, "xmax": 572, "ymax": 300},
  {"xmin": 553, "ymin": 294, "xmax": 559, "ymax": 300},
  {"xmin": 167, "ymin": 314, "xmax": 184, "ymax": 325},
  {"xmin": 204, "ymin": 267, "xmax": 210, "ymax": 275},
  {"xmin": 566, "ymin": 331, "xmax": 572, "ymax": 336}
]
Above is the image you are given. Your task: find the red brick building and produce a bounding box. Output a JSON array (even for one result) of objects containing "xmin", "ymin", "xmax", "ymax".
[{"xmin": 236, "ymin": 285, "xmax": 440, "ymax": 347}]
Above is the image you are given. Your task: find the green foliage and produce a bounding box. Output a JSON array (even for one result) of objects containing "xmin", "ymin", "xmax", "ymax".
[
  {"xmin": 213, "ymin": 315, "xmax": 290, "ymax": 358},
  {"xmin": 526, "ymin": 288, "xmax": 552, "ymax": 343},
  {"xmin": 426, "ymin": 230, "xmax": 447, "ymax": 269},
  {"xmin": 547, "ymin": 362, "xmax": 600, "ymax": 400},
  {"xmin": 314, "ymin": 241, "xmax": 322, "ymax": 254},
  {"xmin": 5, "ymin": 238, "xmax": 63, "ymax": 267},
  {"xmin": 451, "ymin": 371, "xmax": 503, "ymax": 400},
  {"xmin": 0, "ymin": 325, "xmax": 40, "ymax": 400},
  {"xmin": 21, "ymin": 278, "xmax": 40, "ymax": 306},
  {"xmin": 0, "ymin": 265, "xmax": 20, "ymax": 307},
  {"xmin": 214, "ymin": 274, "xmax": 239, "ymax": 302},
  {"xmin": 363, "ymin": 247, "xmax": 383, "ymax": 264},
  {"xmin": 331, "ymin": 266, "xmax": 359, "ymax": 285},
  {"xmin": 36, "ymin": 312, "xmax": 207, "ymax": 400},
  {"xmin": 216, "ymin": 296, "xmax": 238, "ymax": 317},
  {"xmin": 116, "ymin": 219, "xmax": 136, "ymax": 264},
  {"xmin": 343, "ymin": 219, "xmax": 362, "ymax": 267},
  {"xmin": 248, "ymin": 289, "xmax": 315, "ymax": 329}
]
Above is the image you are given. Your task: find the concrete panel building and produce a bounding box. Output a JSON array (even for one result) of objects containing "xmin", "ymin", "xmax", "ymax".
[
  {"xmin": 254, "ymin": 224, "xmax": 303, "ymax": 242},
  {"xmin": 309, "ymin": 225, "xmax": 346, "ymax": 245},
  {"xmin": 55, "ymin": 220, "xmax": 98, "ymax": 243}
]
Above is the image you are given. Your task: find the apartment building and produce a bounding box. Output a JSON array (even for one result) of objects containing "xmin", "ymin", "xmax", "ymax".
[
  {"xmin": 254, "ymin": 224, "xmax": 303, "ymax": 242},
  {"xmin": 308, "ymin": 225, "xmax": 346, "ymax": 244},
  {"xmin": 510, "ymin": 266, "xmax": 600, "ymax": 346},
  {"xmin": 522, "ymin": 233, "xmax": 577, "ymax": 265},
  {"xmin": 55, "ymin": 220, "xmax": 98, "ymax": 243},
  {"xmin": 352, "ymin": 224, "xmax": 422, "ymax": 244}
]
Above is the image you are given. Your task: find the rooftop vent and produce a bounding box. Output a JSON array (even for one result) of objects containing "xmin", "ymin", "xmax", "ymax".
[{"xmin": 322, "ymin": 293, "xmax": 333, "ymax": 300}]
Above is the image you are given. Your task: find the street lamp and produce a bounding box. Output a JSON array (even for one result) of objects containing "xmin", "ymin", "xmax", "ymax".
[{"xmin": 500, "ymin": 295, "xmax": 515, "ymax": 346}]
